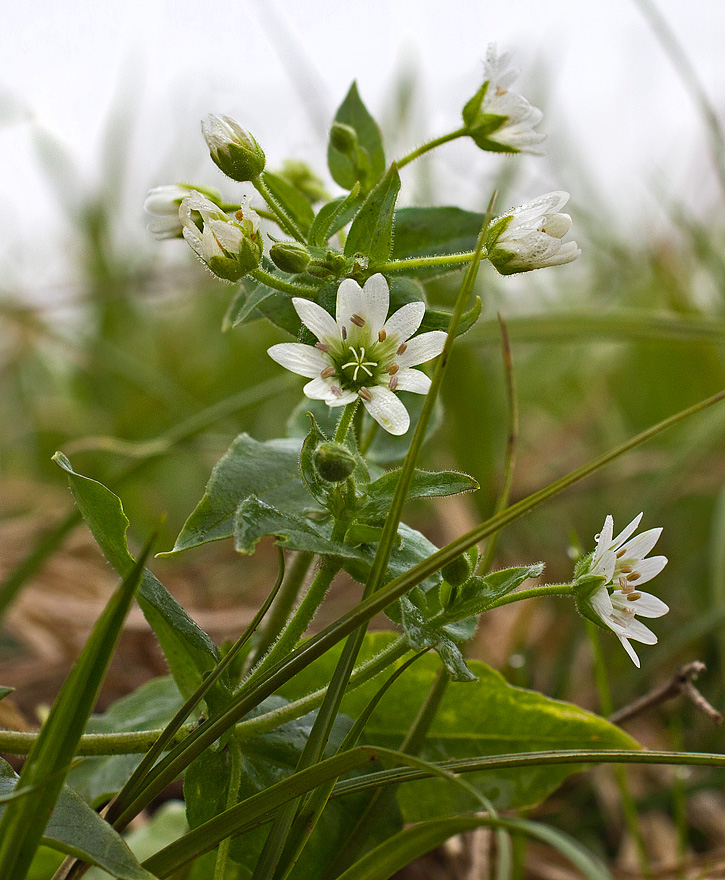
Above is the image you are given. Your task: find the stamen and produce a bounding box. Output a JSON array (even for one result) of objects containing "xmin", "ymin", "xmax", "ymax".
[
  {"xmin": 341, "ymin": 326, "xmax": 347, "ymax": 340},
  {"xmin": 350, "ymin": 314, "xmax": 365, "ymax": 327},
  {"xmin": 627, "ymin": 572, "xmax": 641, "ymax": 582},
  {"xmin": 358, "ymin": 387, "xmax": 373, "ymax": 402},
  {"xmin": 619, "ymin": 576, "xmax": 633, "ymax": 593},
  {"xmin": 616, "ymin": 548, "xmax": 626, "ymax": 558},
  {"xmin": 387, "ymin": 363, "xmax": 399, "ymax": 375},
  {"xmin": 389, "ymin": 375, "xmax": 399, "ymax": 391},
  {"xmin": 619, "ymin": 564, "xmax": 633, "ymax": 573},
  {"xmin": 627, "ymin": 592, "xmax": 642, "ymax": 601},
  {"xmin": 397, "ymin": 342, "xmax": 407, "ymax": 355},
  {"xmin": 378, "ymin": 329, "xmax": 387, "ymax": 342},
  {"xmin": 331, "ymin": 385, "xmax": 342, "ymax": 397},
  {"xmin": 320, "ymin": 366, "xmax": 335, "ymax": 379},
  {"xmin": 315, "ymin": 342, "xmax": 330, "ymax": 352}
]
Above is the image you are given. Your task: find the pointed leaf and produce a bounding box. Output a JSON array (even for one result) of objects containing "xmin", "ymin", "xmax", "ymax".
[
  {"xmin": 308, "ymin": 184, "xmax": 362, "ymax": 245},
  {"xmin": 419, "ymin": 297, "xmax": 481, "ymax": 337},
  {"xmin": 223, "ymin": 279, "xmax": 275, "ymax": 330},
  {"xmin": 344, "ymin": 165, "xmax": 401, "ymax": 265},
  {"xmin": 390, "ymin": 206, "xmax": 486, "ymax": 279},
  {"xmin": 443, "ymin": 563, "xmax": 546, "ymax": 622},
  {"xmin": 328, "ymin": 82, "xmax": 385, "ymax": 191},
  {"xmin": 262, "ymin": 171, "xmax": 314, "ymax": 235},
  {"xmin": 357, "ymin": 468, "xmax": 478, "ymax": 522}
]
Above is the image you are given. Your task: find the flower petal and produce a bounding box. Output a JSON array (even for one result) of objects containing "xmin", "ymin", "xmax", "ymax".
[
  {"xmin": 293, "ymin": 298, "xmax": 339, "ymax": 345},
  {"xmin": 630, "ymin": 555, "xmax": 668, "ymax": 585},
  {"xmin": 336, "ymin": 278, "xmax": 365, "ymax": 332},
  {"xmin": 396, "ymin": 331, "xmax": 447, "ymax": 368},
  {"xmin": 589, "ymin": 586, "xmax": 614, "ymax": 624},
  {"xmin": 393, "ymin": 368, "xmax": 431, "ymax": 395},
  {"xmin": 361, "ymin": 274, "xmax": 390, "ymax": 336},
  {"xmin": 616, "ymin": 635, "xmax": 641, "ymax": 668},
  {"xmin": 593, "ymin": 515, "xmax": 614, "ymax": 561},
  {"xmin": 621, "ymin": 617, "xmax": 658, "ymax": 645},
  {"xmin": 613, "ymin": 590, "xmax": 669, "ymax": 619},
  {"xmin": 618, "ymin": 528, "xmax": 662, "ymax": 563},
  {"xmin": 302, "ymin": 376, "xmax": 336, "ymax": 401},
  {"xmin": 362, "ymin": 386, "xmax": 410, "ymax": 435},
  {"xmin": 382, "ymin": 301, "xmax": 426, "ymax": 345},
  {"xmin": 610, "ymin": 513, "xmax": 643, "ymax": 551},
  {"xmin": 268, "ymin": 343, "xmax": 330, "ymax": 378}
]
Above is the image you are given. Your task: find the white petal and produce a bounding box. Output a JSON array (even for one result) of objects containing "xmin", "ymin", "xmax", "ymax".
[
  {"xmin": 147, "ymin": 215, "xmax": 182, "ymax": 238},
  {"xmin": 542, "ymin": 213, "xmax": 572, "ymax": 239},
  {"xmin": 182, "ymin": 226, "xmax": 204, "ymax": 260},
  {"xmin": 589, "ymin": 586, "xmax": 614, "ymax": 624},
  {"xmin": 617, "ymin": 635, "xmax": 641, "ymax": 668},
  {"xmin": 393, "ymin": 368, "xmax": 431, "ymax": 395},
  {"xmin": 303, "ymin": 376, "xmax": 337, "ymax": 401},
  {"xmin": 328, "ymin": 391, "xmax": 358, "ymax": 407},
  {"xmin": 361, "ymin": 274, "xmax": 390, "ymax": 336},
  {"xmin": 594, "ymin": 516, "xmax": 614, "ymax": 558},
  {"xmin": 613, "ymin": 591, "xmax": 669, "ymax": 619},
  {"xmin": 293, "ymin": 298, "xmax": 339, "ymax": 344},
  {"xmin": 611, "ymin": 513, "xmax": 643, "ymax": 551},
  {"xmin": 630, "ymin": 555, "xmax": 668, "ymax": 585},
  {"xmin": 511, "ymin": 192, "xmax": 570, "ymax": 224},
  {"xmin": 268, "ymin": 343, "xmax": 330, "ymax": 379},
  {"xmin": 618, "ymin": 528, "xmax": 662, "ymax": 562},
  {"xmin": 363, "ymin": 386, "xmax": 410, "ymax": 436},
  {"xmin": 382, "ymin": 301, "xmax": 426, "ymax": 345},
  {"xmin": 591, "ymin": 549, "xmax": 616, "ymax": 582},
  {"xmin": 336, "ymin": 278, "xmax": 365, "ymax": 330},
  {"xmin": 622, "ymin": 617, "xmax": 658, "ymax": 645},
  {"xmin": 396, "ymin": 331, "xmax": 447, "ymax": 368},
  {"xmin": 209, "ymin": 218, "xmax": 243, "ymax": 254},
  {"xmin": 541, "ymin": 241, "xmax": 580, "ymax": 267}
]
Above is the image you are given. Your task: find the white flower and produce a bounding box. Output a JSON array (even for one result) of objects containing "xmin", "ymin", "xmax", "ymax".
[
  {"xmin": 144, "ymin": 185, "xmax": 193, "ymax": 239},
  {"xmin": 202, "ymin": 114, "xmax": 265, "ymax": 181},
  {"xmin": 486, "ymin": 191, "xmax": 581, "ymax": 275},
  {"xmin": 587, "ymin": 513, "xmax": 669, "ymax": 667},
  {"xmin": 268, "ymin": 274, "xmax": 446, "ymax": 436},
  {"xmin": 463, "ymin": 44, "xmax": 546, "ymax": 156},
  {"xmin": 179, "ymin": 191, "xmax": 262, "ymax": 281}
]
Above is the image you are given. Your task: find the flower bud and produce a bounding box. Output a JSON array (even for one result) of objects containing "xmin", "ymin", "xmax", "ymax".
[
  {"xmin": 269, "ymin": 241, "xmax": 311, "ymax": 275},
  {"xmin": 179, "ymin": 192, "xmax": 263, "ymax": 282},
  {"xmin": 313, "ymin": 441, "xmax": 356, "ymax": 483},
  {"xmin": 279, "ymin": 160, "xmax": 329, "ymax": 203},
  {"xmin": 144, "ymin": 184, "xmax": 220, "ymax": 240},
  {"xmin": 441, "ymin": 553, "xmax": 473, "ymax": 588},
  {"xmin": 329, "ymin": 122, "xmax": 358, "ymax": 155},
  {"xmin": 202, "ymin": 114, "xmax": 266, "ymax": 182}
]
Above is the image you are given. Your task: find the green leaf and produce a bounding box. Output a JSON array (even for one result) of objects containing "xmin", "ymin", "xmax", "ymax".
[
  {"xmin": 0, "ymin": 760, "xmax": 154, "ymax": 880},
  {"xmin": 279, "ymin": 632, "xmax": 638, "ymax": 817},
  {"xmin": 262, "ymin": 171, "xmax": 315, "ymax": 235},
  {"xmin": 234, "ymin": 496, "xmax": 364, "ymax": 560},
  {"xmin": 328, "ymin": 82, "xmax": 385, "ymax": 192},
  {"xmin": 52, "ymin": 453, "xmax": 226, "ymax": 705},
  {"xmin": 333, "ymin": 814, "xmax": 611, "ymax": 880},
  {"xmin": 399, "ymin": 597, "xmax": 476, "ymax": 682},
  {"xmin": 68, "ymin": 677, "xmax": 185, "ymax": 808},
  {"xmin": 0, "ymin": 542, "xmax": 151, "ymax": 879},
  {"xmin": 0, "ymin": 687, "xmax": 13, "ymax": 701},
  {"xmin": 344, "ymin": 165, "xmax": 400, "ymax": 265},
  {"xmin": 356, "ymin": 468, "xmax": 478, "ymax": 522},
  {"xmin": 342, "ymin": 522, "xmax": 441, "ymax": 594},
  {"xmin": 167, "ymin": 434, "xmax": 317, "ymax": 554},
  {"xmin": 308, "ymin": 184, "xmax": 361, "ymax": 246},
  {"xmin": 419, "ymin": 297, "xmax": 481, "ymax": 337},
  {"xmin": 390, "ymin": 207, "xmax": 486, "ymax": 279},
  {"xmin": 223, "ymin": 279, "xmax": 275, "ymax": 330},
  {"xmin": 443, "ymin": 563, "xmax": 546, "ymax": 622}
]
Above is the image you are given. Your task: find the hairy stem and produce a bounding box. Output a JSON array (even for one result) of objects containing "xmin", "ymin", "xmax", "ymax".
[{"xmin": 396, "ymin": 127, "xmax": 469, "ymax": 169}]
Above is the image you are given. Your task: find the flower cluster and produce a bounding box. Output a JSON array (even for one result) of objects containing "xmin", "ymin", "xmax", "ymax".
[
  {"xmin": 268, "ymin": 274, "xmax": 446, "ymax": 436},
  {"xmin": 577, "ymin": 513, "xmax": 669, "ymax": 667},
  {"xmin": 463, "ymin": 44, "xmax": 546, "ymax": 155},
  {"xmin": 486, "ymin": 191, "xmax": 580, "ymax": 275}
]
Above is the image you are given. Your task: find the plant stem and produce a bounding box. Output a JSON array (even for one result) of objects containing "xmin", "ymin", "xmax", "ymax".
[
  {"xmin": 396, "ymin": 127, "xmax": 469, "ymax": 169},
  {"xmin": 587, "ymin": 623, "xmax": 651, "ymax": 879},
  {"xmin": 251, "ymin": 267, "xmax": 317, "ymax": 296},
  {"xmin": 213, "ymin": 738, "xmax": 243, "ymax": 880},
  {"xmin": 381, "ymin": 250, "xmax": 476, "ymax": 273},
  {"xmin": 482, "ymin": 584, "xmax": 573, "ymax": 611},
  {"xmin": 253, "ymin": 175, "xmax": 305, "ymax": 242},
  {"xmin": 334, "ymin": 400, "xmax": 359, "ymax": 442}
]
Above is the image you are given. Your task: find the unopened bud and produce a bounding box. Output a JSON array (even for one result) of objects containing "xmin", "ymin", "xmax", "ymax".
[
  {"xmin": 329, "ymin": 122, "xmax": 358, "ymax": 155},
  {"xmin": 441, "ymin": 554, "xmax": 473, "ymax": 588},
  {"xmin": 270, "ymin": 241, "xmax": 311, "ymax": 275},
  {"xmin": 313, "ymin": 442, "xmax": 356, "ymax": 483},
  {"xmin": 202, "ymin": 114, "xmax": 266, "ymax": 182}
]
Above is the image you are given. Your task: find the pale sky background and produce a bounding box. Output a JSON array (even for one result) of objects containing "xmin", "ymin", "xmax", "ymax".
[{"xmin": 1, "ymin": 0, "xmax": 724, "ymax": 286}]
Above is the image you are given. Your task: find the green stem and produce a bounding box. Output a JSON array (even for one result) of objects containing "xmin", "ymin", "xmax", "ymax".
[
  {"xmin": 251, "ymin": 267, "xmax": 317, "ymax": 296},
  {"xmin": 253, "ymin": 175, "xmax": 305, "ymax": 242},
  {"xmin": 334, "ymin": 400, "xmax": 359, "ymax": 442},
  {"xmin": 396, "ymin": 127, "xmax": 469, "ymax": 169},
  {"xmin": 213, "ymin": 739, "xmax": 243, "ymax": 880},
  {"xmin": 381, "ymin": 250, "xmax": 476, "ymax": 273},
  {"xmin": 483, "ymin": 584, "xmax": 573, "ymax": 611},
  {"xmin": 0, "ymin": 726, "xmax": 195, "ymax": 757},
  {"xmin": 587, "ymin": 623, "xmax": 651, "ymax": 879}
]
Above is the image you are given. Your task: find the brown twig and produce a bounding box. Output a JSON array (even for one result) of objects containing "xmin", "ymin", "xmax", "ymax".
[{"xmin": 609, "ymin": 661, "xmax": 723, "ymax": 726}]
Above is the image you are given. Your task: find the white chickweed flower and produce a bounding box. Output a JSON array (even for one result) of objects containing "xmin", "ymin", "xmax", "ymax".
[
  {"xmin": 486, "ymin": 191, "xmax": 581, "ymax": 275},
  {"xmin": 268, "ymin": 274, "xmax": 446, "ymax": 436},
  {"xmin": 179, "ymin": 191, "xmax": 263, "ymax": 282},
  {"xmin": 144, "ymin": 185, "xmax": 196, "ymax": 239},
  {"xmin": 462, "ymin": 44, "xmax": 546, "ymax": 155},
  {"xmin": 587, "ymin": 513, "xmax": 669, "ymax": 667},
  {"xmin": 202, "ymin": 114, "xmax": 266, "ymax": 182}
]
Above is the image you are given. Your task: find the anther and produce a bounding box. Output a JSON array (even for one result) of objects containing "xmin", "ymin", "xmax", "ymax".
[
  {"xmin": 320, "ymin": 366, "xmax": 335, "ymax": 379},
  {"xmin": 378, "ymin": 329, "xmax": 387, "ymax": 342},
  {"xmin": 397, "ymin": 342, "xmax": 407, "ymax": 355},
  {"xmin": 315, "ymin": 342, "xmax": 330, "ymax": 352},
  {"xmin": 618, "ymin": 576, "xmax": 633, "ymax": 593},
  {"xmin": 389, "ymin": 375, "xmax": 399, "ymax": 391},
  {"xmin": 341, "ymin": 326, "xmax": 347, "ymax": 340},
  {"xmin": 627, "ymin": 572, "xmax": 641, "ymax": 582},
  {"xmin": 616, "ymin": 548, "xmax": 626, "ymax": 558},
  {"xmin": 235, "ymin": 209, "xmax": 245, "ymax": 221},
  {"xmin": 350, "ymin": 314, "xmax": 365, "ymax": 327},
  {"xmin": 358, "ymin": 387, "xmax": 373, "ymax": 402},
  {"xmin": 331, "ymin": 385, "xmax": 342, "ymax": 397},
  {"xmin": 387, "ymin": 363, "xmax": 399, "ymax": 375},
  {"xmin": 619, "ymin": 564, "xmax": 633, "ymax": 573},
  {"xmin": 627, "ymin": 592, "xmax": 642, "ymax": 601}
]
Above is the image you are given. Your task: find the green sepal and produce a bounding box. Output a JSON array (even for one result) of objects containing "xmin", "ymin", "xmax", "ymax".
[
  {"xmin": 344, "ymin": 165, "xmax": 401, "ymax": 266},
  {"xmin": 461, "ymin": 81, "xmax": 488, "ymax": 128},
  {"xmin": 572, "ymin": 572, "xmax": 609, "ymax": 628},
  {"xmin": 328, "ymin": 82, "xmax": 386, "ymax": 192},
  {"xmin": 263, "ymin": 170, "xmax": 315, "ymax": 236}
]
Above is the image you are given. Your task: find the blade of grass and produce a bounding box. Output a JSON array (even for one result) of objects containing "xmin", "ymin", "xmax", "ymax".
[{"xmin": 0, "ymin": 535, "xmax": 154, "ymax": 880}]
